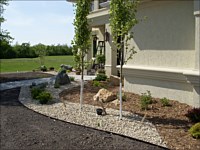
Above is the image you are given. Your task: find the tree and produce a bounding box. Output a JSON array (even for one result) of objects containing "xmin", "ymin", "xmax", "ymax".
[
  {"xmin": 0, "ymin": 0, "xmax": 14, "ymax": 59},
  {"xmin": 110, "ymin": 0, "xmax": 140, "ymax": 119},
  {"xmin": 0, "ymin": 0, "xmax": 13, "ymax": 42},
  {"xmin": 72, "ymin": 0, "xmax": 91, "ymax": 110},
  {"xmin": 0, "ymin": 39, "xmax": 16, "ymax": 58},
  {"xmin": 32, "ymin": 43, "xmax": 47, "ymax": 65}
]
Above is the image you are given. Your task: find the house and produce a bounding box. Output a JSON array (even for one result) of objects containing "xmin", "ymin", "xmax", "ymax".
[{"xmin": 67, "ymin": 0, "xmax": 200, "ymax": 107}]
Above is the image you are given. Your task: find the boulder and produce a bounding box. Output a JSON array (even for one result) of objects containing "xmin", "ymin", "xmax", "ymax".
[
  {"xmin": 60, "ymin": 64, "xmax": 73, "ymax": 71},
  {"xmin": 93, "ymin": 88, "xmax": 116, "ymax": 103},
  {"xmin": 111, "ymin": 99, "xmax": 120, "ymax": 106},
  {"xmin": 55, "ymin": 69, "xmax": 70, "ymax": 85}
]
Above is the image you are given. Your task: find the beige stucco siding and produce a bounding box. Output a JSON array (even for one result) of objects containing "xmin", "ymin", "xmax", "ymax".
[{"xmin": 127, "ymin": 0, "xmax": 195, "ymax": 69}]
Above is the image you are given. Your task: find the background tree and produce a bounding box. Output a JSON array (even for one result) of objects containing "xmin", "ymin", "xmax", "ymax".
[
  {"xmin": 110, "ymin": 0, "xmax": 140, "ymax": 119},
  {"xmin": 0, "ymin": 0, "xmax": 13, "ymax": 42},
  {"xmin": 0, "ymin": 0, "xmax": 14, "ymax": 58},
  {"xmin": 32, "ymin": 43, "xmax": 47, "ymax": 66},
  {"xmin": 72, "ymin": 0, "xmax": 91, "ymax": 110}
]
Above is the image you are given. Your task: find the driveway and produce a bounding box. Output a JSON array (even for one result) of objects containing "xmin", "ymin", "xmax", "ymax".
[{"xmin": 0, "ymin": 87, "xmax": 166, "ymax": 150}]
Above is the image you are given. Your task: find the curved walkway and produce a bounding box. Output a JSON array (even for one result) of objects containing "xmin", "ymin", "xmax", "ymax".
[
  {"xmin": 0, "ymin": 88, "xmax": 167, "ymax": 150},
  {"xmin": 0, "ymin": 75, "xmax": 96, "ymax": 91}
]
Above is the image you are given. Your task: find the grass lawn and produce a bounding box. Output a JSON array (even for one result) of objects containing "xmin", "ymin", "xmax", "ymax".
[{"xmin": 0, "ymin": 56, "xmax": 75, "ymax": 73}]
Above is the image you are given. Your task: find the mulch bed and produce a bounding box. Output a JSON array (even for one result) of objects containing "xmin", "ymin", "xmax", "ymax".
[
  {"xmin": 60, "ymin": 80, "xmax": 200, "ymax": 150},
  {"xmin": 0, "ymin": 72, "xmax": 54, "ymax": 83},
  {"xmin": 0, "ymin": 72, "xmax": 167, "ymax": 150}
]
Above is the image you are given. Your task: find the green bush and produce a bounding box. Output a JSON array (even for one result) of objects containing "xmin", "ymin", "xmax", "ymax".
[
  {"xmin": 31, "ymin": 87, "xmax": 44, "ymax": 99},
  {"xmin": 185, "ymin": 108, "xmax": 200, "ymax": 123},
  {"xmin": 160, "ymin": 97, "xmax": 171, "ymax": 107},
  {"xmin": 189, "ymin": 123, "xmax": 200, "ymax": 139},
  {"xmin": 140, "ymin": 90, "xmax": 153, "ymax": 110},
  {"xmin": 49, "ymin": 67, "xmax": 54, "ymax": 71},
  {"xmin": 94, "ymin": 73, "xmax": 107, "ymax": 81},
  {"xmin": 96, "ymin": 54, "xmax": 105, "ymax": 64},
  {"xmin": 54, "ymin": 82, "xmax": 60, "ymax": 88},
  {"xmin": 97, "ymin": 69, "xmax": 105, "ymax": 74},
  {"xmin": 67, "ymin": 70, "xmax": 71, "ymax": 73},
  {"xmin": 40, "ymin": 65, "xmax": 47, "ymax": 72},
  {"xmin": 36, "ymin": 91, "xmax": 52, "ymax": 104},
  {"xmin": 92, "ymin": 80, "xmax": 102, "ymax": 87},
  {"xmin": 69, "ymin": 76, "xmax": 75, "ymax": 81}
]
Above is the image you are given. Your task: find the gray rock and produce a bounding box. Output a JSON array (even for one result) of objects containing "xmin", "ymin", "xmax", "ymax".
[
  {"xmin": 55, "ymin": 69, "xmax": 71, "ymax": 85},
  {"xmin": 60, "ymin": 64, "xmax": 73, "ymax": 71}
]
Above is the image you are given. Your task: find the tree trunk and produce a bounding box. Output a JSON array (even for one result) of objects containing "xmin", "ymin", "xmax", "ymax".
[
  {"xmin": 80, "ymin": 53, "xmax": 84, "ymax": 111},
  {"xmin": 119, "ymin": 36, "xmax": 124, "ymax": 120}
]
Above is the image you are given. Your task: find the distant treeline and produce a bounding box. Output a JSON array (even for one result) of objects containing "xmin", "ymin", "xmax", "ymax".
[{"xmin": 0, "ymin": 40, "xmax": 73, "ymax": 59}]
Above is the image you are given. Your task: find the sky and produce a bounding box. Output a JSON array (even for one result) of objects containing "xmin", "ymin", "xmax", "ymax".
[{"xmin": 2, "ymin": 0, "xmax": 75, "ymax": 46}]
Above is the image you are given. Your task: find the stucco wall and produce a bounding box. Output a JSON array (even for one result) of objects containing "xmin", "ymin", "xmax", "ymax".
[
  {"xmin": 105, "ymin": 23, "xmax": 118, "ymax": 76},
  {"xmin": 127, "ymin": 0, "xmax": 195, "ymax": 69}
]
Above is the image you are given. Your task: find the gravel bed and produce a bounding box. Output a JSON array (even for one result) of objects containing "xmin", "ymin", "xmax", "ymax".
[{"xmin": 18, "ymin": 82, "xmax": 167, "ymax": 148}]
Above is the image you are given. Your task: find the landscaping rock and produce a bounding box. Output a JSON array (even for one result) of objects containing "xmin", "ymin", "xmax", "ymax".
[
  {"xmin": 55, "ymin": 70, "xmax": 70, "ymax": 85},
  {"xmin": 111, "ymin": 99, "xmax": 120, "ymax": 106},
  {"xmin": 93, "ymin": 88, "xmax": 116, "ymax": 103},
  {"xmin": 60, "ymin": 64, "xmax": 73, "ymax": 71}
]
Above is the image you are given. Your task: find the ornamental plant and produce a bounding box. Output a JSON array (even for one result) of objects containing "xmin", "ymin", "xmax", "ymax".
[
  {"xmin": 160, "ymin": 97, "xmax": 171, "ymax": 107},
  {"xmin": 189, "ymin": 123, "xmax": 200, "ymax": 139},
  {"xmin": 185, "ymin": 108, "xmax": 200, "ymax": 123},
  {"xmin": 110, "ymin": 0, "xmax": 140, "ymax": 119},
  {"xmin": 72, "ymin": 0, "xmax": 91, "ymax": 110},
  {"xmin": 94, "ymin": 73, "xmax": 107, "ymax": 81},
  {"xmin": 36, "ymin": 91, "xmax": 52, "ymax": 104},
  {"xmin": 140, "ymin": 90, "xmax": 153, "ymax": 110},
  {"xmin": 31, "ymin": 87, "xmax": 44, "ymax": 99}
]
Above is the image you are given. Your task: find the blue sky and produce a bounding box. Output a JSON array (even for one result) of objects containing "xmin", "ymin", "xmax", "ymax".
[{"xmin": 2, "ymin": 0, "xmax": 75, "ymax": 46}]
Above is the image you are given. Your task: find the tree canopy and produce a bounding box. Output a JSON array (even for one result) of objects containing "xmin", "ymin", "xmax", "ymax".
[{"xmin": 0, "ymin": 0, "xmax": 13, "ymax": 42}]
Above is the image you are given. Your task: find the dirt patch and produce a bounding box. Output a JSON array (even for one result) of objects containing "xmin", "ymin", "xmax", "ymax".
[
  {"xmin": 60, "ymin": 80, "xmax": 200, "ymax": 150},
  {"xmin": 0, "ymin": 72, "xmax": 54, "ymax": 83}
]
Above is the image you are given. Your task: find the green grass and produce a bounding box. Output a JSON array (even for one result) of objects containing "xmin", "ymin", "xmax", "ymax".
[{"xmin": 0, "ymin": 56, "xmax": 75, "ymax": 73}]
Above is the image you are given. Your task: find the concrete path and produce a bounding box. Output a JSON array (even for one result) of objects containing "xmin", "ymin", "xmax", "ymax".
[{"xmin": 0, "ymin": 75, "xmax": 96, "ymax": 91}]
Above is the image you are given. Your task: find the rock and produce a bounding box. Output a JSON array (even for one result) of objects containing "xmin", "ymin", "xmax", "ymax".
[
  {"xmin": 111, "ymin": 99, "xmax": 120, "ymax": 106},
  {"xmin": 55, "ymin": 69, "xmax": 70, "ymax": 85},
  {"xmin": 60, "ymin": 64, "xmax": 73, "ymax": 71},
  {"xmin": 110, "ymin": 75, "xmax": 120, "ymax": 86},
  {"xmin": 93, "ymin": 88, "xmax": 116, "ymax": 103}
]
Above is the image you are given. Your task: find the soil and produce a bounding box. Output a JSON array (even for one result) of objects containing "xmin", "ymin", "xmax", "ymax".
[
  {"xmin": 0, "ymin": 72, "xmax": 54, "ymax": 83},
  {"xmin": 0, "ymin": 72, "xmax": 167, "ymax": 150},
  {"xmin": 60, "ymin": 80, "xmax": 200, "ymax": 150}
]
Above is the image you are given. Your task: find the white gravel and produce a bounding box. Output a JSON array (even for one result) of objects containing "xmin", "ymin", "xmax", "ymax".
[{"xmin": 18, "ymin": 81, "xmax": 167, "ymax": 148}]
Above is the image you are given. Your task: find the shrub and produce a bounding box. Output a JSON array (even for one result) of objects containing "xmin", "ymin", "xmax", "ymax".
[
  {"xmin": 140, "ymin": 90, "xmax": 153, "ymax": 110},
  {"xmin": 96, "ymin": 54, "xmax": 105, "ymax": 64},
  {"xmin": 49, "ymin": 67, "xmax": 54, "ymax": 71},
  {"xmin": 67, "ymin": 70, "xmax": 71, "ymax": 73},
  {"xmin": 36, "ymin": 91, "xmax": 52, "ymax": 104},
  {"xmin": 160, "ymin": 97, "xmax": 171, "ymax": 107},
  {"xmin": 54, "ymin": 82, "xmax": 60, "ymax": 88},
  {"xmin": 185, "ymin": 108, "xmax": 200, "ymax": 123},
  {"xmin": 40, "ymin": 65, "xmax": 47, "ymax": 72},
  {"xmin": 189, "ymin": 123, "xmax": 200, "ymax": 139},
  {"xmin": 69, "ymin": 76, "xmax": 75, "ymax": 81},
  {"xmin": 92, "ymin": 80, "xmax": 102, "ymax": 87},
  {"xmin": 31, "ymin": 87, "xmax": 44, "ymax": 99},
  {"xmin": 94, "ymin": 74, "xmax": 107, "ymax": 81},
  {"xmin": 97, "ymin": 69, "xmax": 106, "ymax": 74}
]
